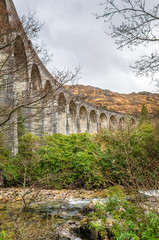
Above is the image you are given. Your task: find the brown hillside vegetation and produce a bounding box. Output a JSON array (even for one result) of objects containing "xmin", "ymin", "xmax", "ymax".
[{"xmin": 66, "ymin": 85, "xmax": 159, "ymax": 115}]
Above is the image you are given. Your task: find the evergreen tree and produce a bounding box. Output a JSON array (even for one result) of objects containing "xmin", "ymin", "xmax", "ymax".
[{"xmin": 140, "ymin": 103, "xmax": 148, "ymax": 122}]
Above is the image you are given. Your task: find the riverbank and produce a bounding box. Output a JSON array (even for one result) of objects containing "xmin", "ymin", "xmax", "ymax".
[
  {"xmin": 0, "ymin": 187, "xmax": 159, "ymax": 240},
  {"xmin": 0, "ymin": 187, "xmax": 109, "ymax": 240},
  {"xmin": 0, "ymin": 187, "xmax": 108, "ymax": 203}
]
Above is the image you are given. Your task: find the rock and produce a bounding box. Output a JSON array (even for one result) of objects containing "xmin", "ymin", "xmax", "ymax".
[
  {"xmin": 80, "ymin": 201, "xmax": 96, "ymax": 215},
  {"xmin": 51, "ymin": 221, "xmax": 80, "ymax": 240},
  {"xmin": 79, "ymin": 218, "xmax": 99, "ymax": 240},
  {"xmin": 79, "ymin": 217, "xmax": 113, "ymax": 240}
]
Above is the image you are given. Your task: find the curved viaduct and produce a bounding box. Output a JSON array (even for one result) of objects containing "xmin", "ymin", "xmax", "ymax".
[{"xmin": 0, "ymin": 0, "xmax": 137, "ymax": 153}]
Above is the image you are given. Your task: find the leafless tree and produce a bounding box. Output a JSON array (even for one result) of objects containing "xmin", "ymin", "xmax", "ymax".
[
  {"xmin": 0, "ymin": 2, "xmax": 80, "ymax": 153},
  {"xmin": 96, "ymin": 0, "xmax": 159, "ymax": 88}
]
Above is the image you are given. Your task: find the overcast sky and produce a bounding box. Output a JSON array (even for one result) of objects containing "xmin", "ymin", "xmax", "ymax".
[{"xmin": 13, "ymin": 0, "xmax": 154, "ymax": 93}]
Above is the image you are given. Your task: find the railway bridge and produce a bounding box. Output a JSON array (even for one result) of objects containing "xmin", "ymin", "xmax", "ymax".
[{"xmin": 0, "ymin": 0, "xmax": 137, "ymax": 154}]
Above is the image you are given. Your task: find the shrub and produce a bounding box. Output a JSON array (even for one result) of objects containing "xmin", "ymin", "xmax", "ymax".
[
  {"xmin": 2, "ymin": 133, "xmax": 40, "ymax": 187},
  {"xmin": 2, "ymin": 133, "xmax": 108, "ymax": 189},
  {"xmin": 0, "ymin": 231, "xmax": 11, "ymax": 240},
  {"xmin": 96, "ymin": 122, "xmax": 159, "ymax": 188},
  {"xmin": 89, "ymin": 187, "xmax": 159, "ymax": 240},
  {"xmin": 37, "ymin": 133, "xmax": 106, "ymax": 189},
  {"xmin": 2, "ymin": 122, "xmax": 159, "ymax": 189},
  {"xmin": 0, "ymin": 133, "xmax": 10, "ymax": 169}
]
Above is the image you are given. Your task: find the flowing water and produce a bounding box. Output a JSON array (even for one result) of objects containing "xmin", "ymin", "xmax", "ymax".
[
  {"xmin": 138, "ymin": 190, "xmax": 159, "ymax": 197},
  {"xmin": 0, "ymin": 197, "xmax": 106, "ymax": 240},
  {"xmin": 1, "ymin": 189, "xmax": 158, "ymax": 239}
]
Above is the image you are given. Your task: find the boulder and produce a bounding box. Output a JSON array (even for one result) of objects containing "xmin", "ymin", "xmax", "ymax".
[
  {"xmin": 80, "ymin": 200, "xmax": 96, "ymax": 215},
  {"xmin": 51, "ymin": 221, "xmax": 80, "ymax": 240}
]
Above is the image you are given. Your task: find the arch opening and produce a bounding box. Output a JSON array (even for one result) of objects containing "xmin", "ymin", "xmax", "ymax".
[
  {"xmin": 31, "ymin": 64, "xmax": 42, "ymax": 91},
  {"xmin": 79, "ymin": 106, "xmax": 87, "ymax": 133},
  {"xmin": 69, "ymin": 100, "xmax": 77, "ymax": 134},
  {"xmin": 119, "ymin": 117, "xmax": 126, "ymax": 130},
  {"xmin": 14, "ymin": 36, "xmax": 28, "ymax": 93},
  {"xmin": 109, "ymin": 115, "xmax": 117, "ymax": 130},
  {"xmin": 89, "ymin": 110, "xmax": 97, "ymax": 133},
  {"xmin": 14, "ymin": 36, "xmax": 31, "ymax": 132},
  {"xmin": 58, "ymin": 93, "xmax": 66, "ymax": 134},
  {"xmin": 130, "ymin": 118, "xmax": 136, "ymax": 128},
  {"xmin": 31, "ymin": 64, "xmax": 43, "ymax": 135},
  {"xmin": 99, "ymin": 113, "xmax": 107, "ymax": 130},
  {"xmin": 45, "ymin": 80, "xmax": 52, "ymax": 92}
]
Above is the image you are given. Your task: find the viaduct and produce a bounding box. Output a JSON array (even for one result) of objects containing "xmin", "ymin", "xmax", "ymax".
[{"xmin": 0, "ymin": 0, "xmax": 137, "ymax": 154}]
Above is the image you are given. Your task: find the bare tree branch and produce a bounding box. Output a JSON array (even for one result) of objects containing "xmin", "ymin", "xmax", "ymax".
[{"xmin": 96, "ymin": 0, "xmax": 159, "ymax": 86}]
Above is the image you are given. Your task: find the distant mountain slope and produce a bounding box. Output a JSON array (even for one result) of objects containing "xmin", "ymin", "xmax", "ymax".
[{"xmin": 67, "ymin": 85, "xmax": 159, "ymax": 115}]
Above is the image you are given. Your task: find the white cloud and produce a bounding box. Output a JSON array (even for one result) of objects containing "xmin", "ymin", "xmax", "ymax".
[{"xmin": 13, "ymin": 0, "xmax": 155, "ymax": 93}]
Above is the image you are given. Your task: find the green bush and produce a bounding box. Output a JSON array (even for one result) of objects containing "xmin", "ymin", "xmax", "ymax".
[
  {"xmin": 3, "ymin": 133, "xmax": 108, "ymax": 188},
  {"xmin": 2, "ymin": 133, "xmax": 40, "ymax": 186},
  {"xmin": 2, "ymin": 122, "xmax": 159, "ymax": 189},
  {"xmin": 37, "ymin": 133, "xmax": 106, "ymax": 188},
  {"xmin": 89, "ymin": 187, "xmax": 159, "ymax": 240},
  {"xmin": 96, "ymin": 122, "xmax": 159, "ymax": 187},
  {"xmin": 0, "ymin": 231, "xmax": 12, "ymax": 240},
  {"xmin": 0, "ymin": 133, "xmax": 10, "ymax": 169}
]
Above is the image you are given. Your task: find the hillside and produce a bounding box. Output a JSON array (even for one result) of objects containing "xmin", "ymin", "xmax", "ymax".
[{"xmin": 67, "ymin": 85, "xmax": 159, "ymax": 115}]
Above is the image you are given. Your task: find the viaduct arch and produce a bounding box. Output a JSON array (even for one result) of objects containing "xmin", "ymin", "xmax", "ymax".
[{"xmin": 0, "ymin": 0, "xmax": 137, "ymax": 154}]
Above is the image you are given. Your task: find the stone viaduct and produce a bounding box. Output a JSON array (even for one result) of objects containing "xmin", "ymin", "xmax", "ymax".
[{"xmin": 0, "ymin": 0, "xmax": 137, "ymax": 154}]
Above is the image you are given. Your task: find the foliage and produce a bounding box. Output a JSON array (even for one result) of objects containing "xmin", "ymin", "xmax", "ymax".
[
  {"xmin": 0, "ymin": 231, "xmax": 12, "ymax": 240},
  {"xmin": 2, "ymin": 133, "xmax": 40, "ymax": 187},
  {"xmin": 140, "ymin": 104, "xmax": 149, "ymax": 123},
  {"xmin": 96, "ymin": 122, "xmax": 159, "ymax": 188},
  {"xmin": 89, "ymin": 187, "xmax": 159, "ymax": 240},
  {"xmin": 2, "ymin": 133, "xmax": 107, "ymax": 189},
  {"xmin": 1, "ymin": 121, "xmax": 159, "ymax": 189},
  {"xmin": 0, "ymin": 133, "xmax": 10, "ymax": 169},
  {"xmin": 37, "ymin": 133, "xmax": 106, "ymax": 189}
]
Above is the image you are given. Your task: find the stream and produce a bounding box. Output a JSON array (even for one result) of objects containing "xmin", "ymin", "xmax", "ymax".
[
  {"xmin": 0, "ymin": 188, "xmax": 158, "ymax": 239},
  {"xmin": 0, "ymin": 188, "xmax": 107, "ymax": 240}
]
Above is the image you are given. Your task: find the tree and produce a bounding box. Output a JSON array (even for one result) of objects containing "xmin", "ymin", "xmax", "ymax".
[
  {"xmin": 96, "ymin": 0, "xmax": 159, "ymax": 88},
  {"xmin": 140, "ymin": 103, "xmax": 148, "ymax": 122},
  {"xmin": 0, "ymin": 1, "xmax": 79, "ymax": 153}
]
